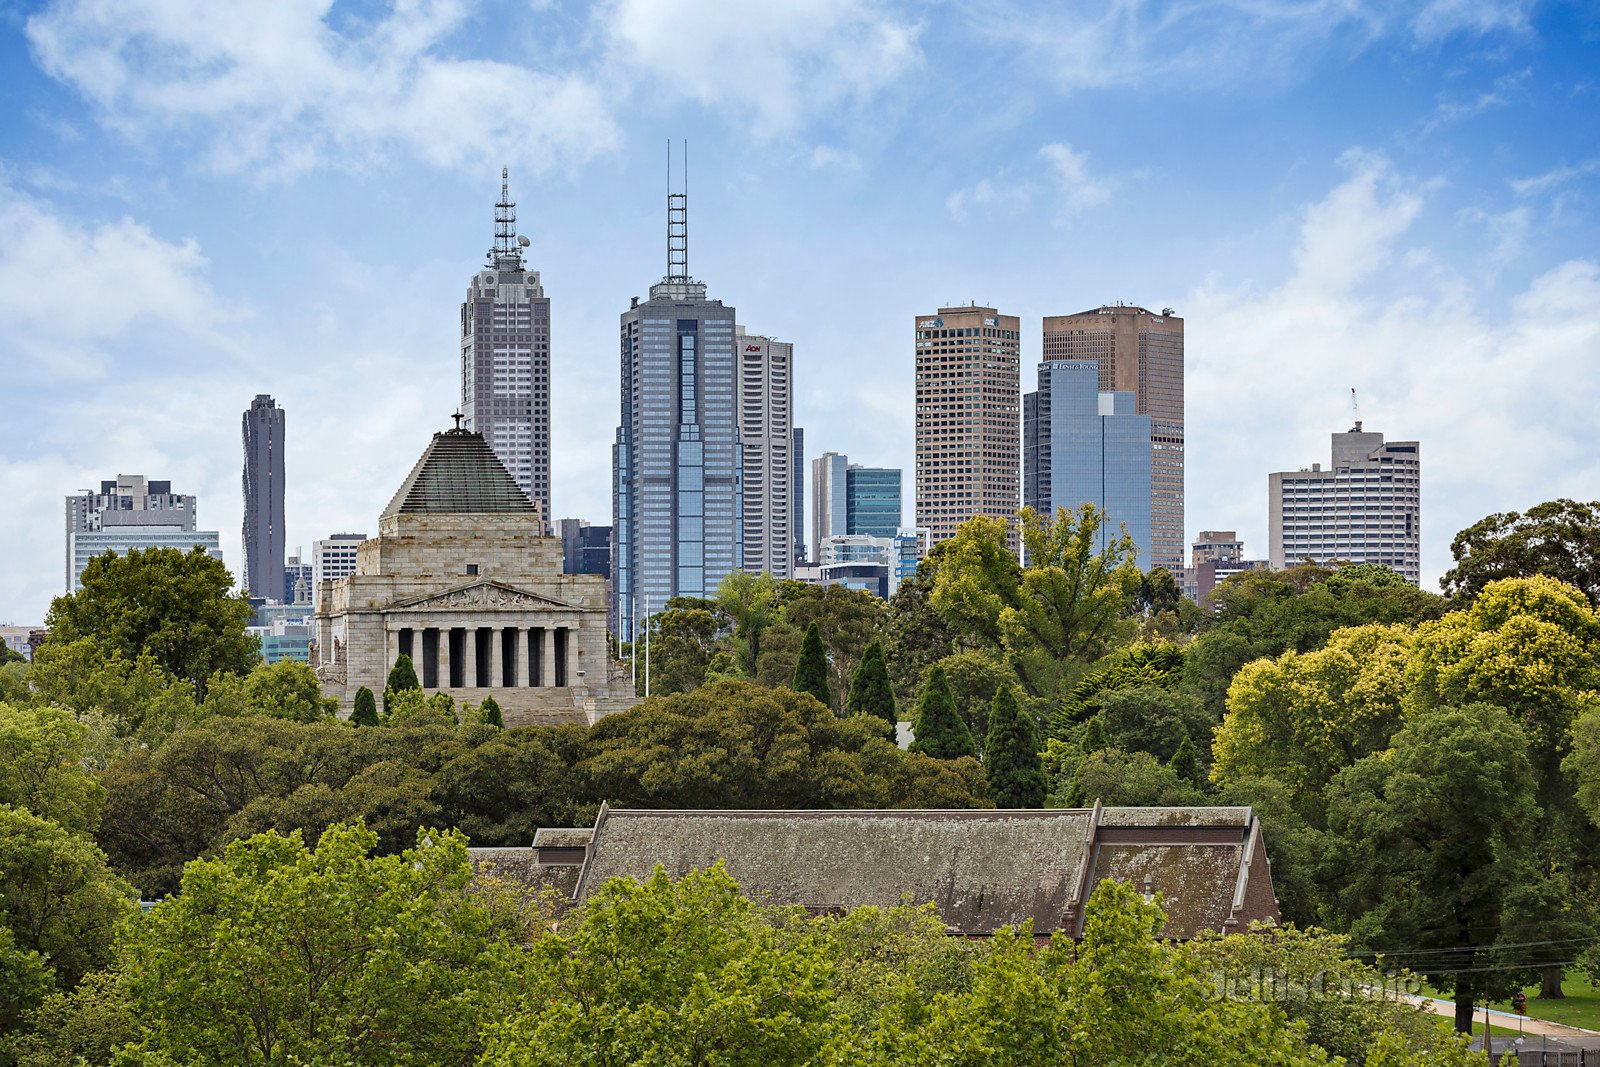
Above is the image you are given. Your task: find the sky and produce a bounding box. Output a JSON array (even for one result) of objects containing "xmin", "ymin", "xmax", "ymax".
[{"xmin": 1, "ymin": 0, "xmax": 1598, "ymax": 624}]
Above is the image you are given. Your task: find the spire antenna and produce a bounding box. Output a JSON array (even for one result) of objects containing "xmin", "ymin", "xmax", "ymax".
[
  {"xmin": 666, "ymin": 139, "xmax": 688, "ymax": 282},
  {"xmin": 491, "ymin": 165, "xmax": 520, "ymax": 267}
]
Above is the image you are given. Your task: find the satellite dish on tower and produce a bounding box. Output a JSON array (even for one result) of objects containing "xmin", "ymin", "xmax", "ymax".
[{"xmin": 517, "ymin": 235, "xmax": 530, "ymax": 248}]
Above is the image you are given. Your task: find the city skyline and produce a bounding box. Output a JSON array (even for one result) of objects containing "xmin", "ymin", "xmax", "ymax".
[{"xmin": 3, "ymin": 1, "xmax": 1599, "ymax": 621}]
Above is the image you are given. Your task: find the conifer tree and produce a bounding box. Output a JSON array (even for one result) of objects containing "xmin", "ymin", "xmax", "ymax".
[
  {"xmin": 984, "ymin": 685, "xmax": 1047, "ymax": 807},
  {"xmin": 350, "ymin": 686, "xmax": 378, "ymax": 727},
  {"xmin": 1168, "ymin": 735, "xmax": 1203, "ymax": 785},
  {"xmin": 1082, "ymin": 715, "xmax": 1107, "ymax": 755},
  {"xmin": 384, "ymin": 654, "xmax": 421, "ymax": 718},
  {"xmin": 845, "ymin": 640, "xmax": 897, "ymax": 724},
  {"xmin": 791, "ymin": 622, "xmax": 833, "ymax": 709},
  {"xmin": 910, "ymin": 664, "xmax": 977, "ymax": 759},
  {"xmin": 480, "ymin": 695, "xmax": 504, "ymax": 729}
]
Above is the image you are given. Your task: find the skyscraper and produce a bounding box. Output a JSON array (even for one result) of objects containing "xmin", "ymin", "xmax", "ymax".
[
  {"xmin": 242, "ymin": 394, "xmax": 286, "ymax": 602},
  {"xmin": 64, "ymin": 475, "xmax": 220, "ymax": 591},
  {"xmin": 792, "ymin": 426, "xmax": 806, "ymax": 566},
  {"xmin": 1041, "ymin": 306, "xmax": 1184, "ymax": 569},
  {"xmin": 736, "ymin": 327, "xmax": 793, "ymax": 579},
  {"xmin": 613, "ymin": 150, "xmax": 741, "ymax": 638},
  {"xmin": 461, "ymin": 168, "xmax": 551, "ymax": 525},
  {"xmin": 1269, "ymin": 423, "xmax": 1421, "ymax": 584},
  {"xmin": 913, "ymin": 305, "xmax": 1021, "ymax": 545},
  {"xmin": 1023, "ymin": 359, "xmax": 1153, "ymax": 566},
  {"xmin": 312, "ymin": 533, "xmax": 367, "ymax": 599},
  {"xmin": 811, "ymin": 451, "xmax": 903, "ymax": 552}
]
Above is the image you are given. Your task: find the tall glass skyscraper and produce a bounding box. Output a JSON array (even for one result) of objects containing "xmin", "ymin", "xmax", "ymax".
[
  {"xmin": 1024, "ymin": 359, "xmax": 1154, "ymax": 568},
  {"xmin": 613, "ymin": 161, "xmax": 740, "ymax": 639},
  {"xmin": 461, "ymin": 168, "xmax": 551, "ymax": 526}
]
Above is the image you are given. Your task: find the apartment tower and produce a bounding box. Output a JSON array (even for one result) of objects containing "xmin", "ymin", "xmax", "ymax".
[
  {"xmin": 1269, "ymin": 423, "xmax": 1421, "ymax": 584},
  {"xmin": 613, "ymin": 147, "xmax": 741, "ymax": 638},
  {"xmin": 736, "ymin": 327, "xmax": 793, "ymax": 579},
  {"xmin": 242, "ymin": 394, "xmax": 286, "ymax": 602},
  {"xmin": 913, "ymin": 306, "xmax": 1021, "ymax": 544},
  {"xmin": 1041, "ymin": 306, "xmax": 1183, "ymax": 570},
  {"xmin": 64, "ymin": 476, "xmax": 219, "ymax": 591},
  {"xmin": 461, "ymin": 168, "xmax": 551, "ymax": 526}
]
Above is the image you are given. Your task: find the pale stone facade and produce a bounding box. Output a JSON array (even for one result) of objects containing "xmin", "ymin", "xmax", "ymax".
[{"xmin": 314, "ymin": 426, "xmax": 635, "ymax": 727}]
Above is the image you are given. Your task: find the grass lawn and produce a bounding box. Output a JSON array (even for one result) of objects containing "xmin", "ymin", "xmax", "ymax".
[{"xmin": 1489, "ymin": 973, "xmax": 1600, "ymax": 1032}]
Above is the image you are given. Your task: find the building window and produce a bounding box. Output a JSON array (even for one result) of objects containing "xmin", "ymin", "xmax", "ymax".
[{"xmin": 466, "ymin": 564, "xmax": 479, "ymax": 575}]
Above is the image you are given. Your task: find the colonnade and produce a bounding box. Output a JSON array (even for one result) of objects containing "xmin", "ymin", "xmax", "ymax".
[{"xmin": 392, "ymin": 624, "xmax": 570, "ymax": 689}]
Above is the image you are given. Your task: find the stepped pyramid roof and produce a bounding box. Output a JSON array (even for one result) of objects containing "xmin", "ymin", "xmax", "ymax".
[{"xmin": 381, "ymin": 422, "xmax": 536, "ymax": 518}]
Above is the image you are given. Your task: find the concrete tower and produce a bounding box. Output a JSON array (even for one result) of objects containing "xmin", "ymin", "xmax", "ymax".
[
  {"xmin": 461, "ymin": 168, "xmax": 551, "ymax": 527},
  {"xmin": 242, "ymin": 394, "xmax": 286, "ymax": 601},
  {"xmin": 736, "ymin": 327, "xmax": 793, "ymax": 579},
  {"xmin": 913, "ymin": 305, "xmax": 1021, "ymax": 545}
]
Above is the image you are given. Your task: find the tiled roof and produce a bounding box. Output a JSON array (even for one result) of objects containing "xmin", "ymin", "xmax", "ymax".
[
  {"xmin": 558, "ymin": 804, "xmax": 1278, "ymax": 939},
  {"xmin": 381, "ymin": 427, "xmax": 535, "ymax": 517}
]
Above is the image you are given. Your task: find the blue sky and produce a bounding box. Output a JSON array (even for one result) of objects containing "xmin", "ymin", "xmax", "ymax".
[{"xmin": 1, "ymin": 0, "xmax": 1597, "ymax": 622}]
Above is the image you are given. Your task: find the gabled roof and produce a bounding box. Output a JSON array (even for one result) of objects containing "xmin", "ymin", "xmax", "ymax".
[{"xmin": 381, "ymin": 426, "xmax": 535, "ymax": 517}]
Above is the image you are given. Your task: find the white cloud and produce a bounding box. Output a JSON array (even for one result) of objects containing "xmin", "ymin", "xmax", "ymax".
[
  {"xmin": 1185, "ymin": 150, "xmax": 1600, "ymax": 587},
  {"xmin": 947, "ymin": 142, "xmax": 1112, "ymax": 223},
  {"xmin": 597, "ymin": 0, "xmax": 923, "ymax": 137},
  {"xmin": 0, "ymin": 181, "xmax": 232, "ymax": 379},
  {"xmin": 970, "ymin": 0, "xmax": 1529, "ymax": 92},
  {"xmin": 25, "ymin": 0, "xmax": 619, "ymax": 180},
  {"xmin": 808, "ymin": 145, "xmax": 861, "ymax": 171},
  {"xmin": 1511, "ymin": 160, "xmax": 1600, "ymax": 197}
]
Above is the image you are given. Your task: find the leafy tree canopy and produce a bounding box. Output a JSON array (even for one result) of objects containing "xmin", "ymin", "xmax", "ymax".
[
  {"xmin": 0, "ymin": 702, "xmax": 106, "ymax": 835},
  {"xmin": 44, "ymin": 546, "xmax": 257, "ymax": 695},
  {"xmin": 1442, "ymin": 498, "xmax": 1600, "ymax": 607}
]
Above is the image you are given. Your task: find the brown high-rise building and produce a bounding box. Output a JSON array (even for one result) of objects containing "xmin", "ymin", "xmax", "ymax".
[
  {"xmin": 914, "ymin": 305, "xmax": 1022, "ymax": 545},
  {"xmin": 1041, "ymin": 305, "xmax": 1184, "ymax": 569}
]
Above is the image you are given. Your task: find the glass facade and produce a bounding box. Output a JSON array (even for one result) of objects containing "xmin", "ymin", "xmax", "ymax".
[
  {"xmin": 1024, "ymin": 359, "xmax": 1154, "ymax": 569},
  {"xmin": 613, "ymin": 284, "xmax": 741, "ymax": 638},
  {"xmin": 846, "ymin": 467, "xmax": 902, "ymax": 539}
]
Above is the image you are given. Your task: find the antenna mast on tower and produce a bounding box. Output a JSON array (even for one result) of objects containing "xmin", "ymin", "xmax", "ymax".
[
  {"xmin": 492, "ymin": 166, "xmax": 520, "ymax": 267},
  {"xmin": 666, "ymin": 140, "xmax": 689, "ymax": 282}
]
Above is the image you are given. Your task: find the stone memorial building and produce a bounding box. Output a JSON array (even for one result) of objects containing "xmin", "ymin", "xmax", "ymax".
[{"xmin": 314, "ymin": 421, "xmax": 635, "ymax": 726}]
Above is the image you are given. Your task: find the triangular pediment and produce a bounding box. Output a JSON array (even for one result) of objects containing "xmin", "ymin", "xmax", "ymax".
[{"xmin": 391, "ymin": 580, "xmax": 583, "ymax": 612}]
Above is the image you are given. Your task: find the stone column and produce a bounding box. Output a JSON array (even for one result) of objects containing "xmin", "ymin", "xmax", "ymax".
[
  {"xmin": 438, "ymin": 626, "xmax": 451, "ymax": 690},
  {"xmin": 540, "ymin": 626, "xmax": 554, "ymax": 688},
  {"xmin": 487, "ymin": 627, "xmax": 502, "ymax": 688},
  {"xmin": 385, "ymin": 626, "xmax": 399, "ymax": 677},
  {"xmin": 462, "ymin": 627, "xmax": 473, "ymax": 687}
]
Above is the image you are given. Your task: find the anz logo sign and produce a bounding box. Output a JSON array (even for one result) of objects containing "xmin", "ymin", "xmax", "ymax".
[{"xmin": 918, "ymin": 317, "xmax": 944, "ymax": 328}]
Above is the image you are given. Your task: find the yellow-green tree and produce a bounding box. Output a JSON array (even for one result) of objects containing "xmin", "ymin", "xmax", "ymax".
[
  {"xmin": 931, "ymin": 506, "xmax": 1140, "ymax": 700},
  {"xmin": 1211, "ymin": 623, "xmax": 1414, "ymax": 818}
]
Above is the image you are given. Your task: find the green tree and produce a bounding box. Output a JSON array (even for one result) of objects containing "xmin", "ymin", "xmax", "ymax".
[
  {"xmin": 1137, "ymin": 566, "xmax": 1182, "ymax": 616},
  {"xmin": 1053, "ymin": 642, "xmax": 1184, "ymax": 736},
  {"xmin": 1067, "ymin": 748, "xmax": 1204, "ymax": 808},
  {"xmin": 762, "ymin": 585, "xmax": 889, "ymax": 704},
  {"xmin": 4, "ymin": 970, "xmax": 137, "ymax": 1067},
  {"xmin": 637, "ymin": 598, "xmax": 730, "ymax": 696},
  {"xmin": 932, "ymin": 506, "xmax": 1141, "ymax": 700},
  {"xmin": 1097, "ymin": 685, "xmax": 1210, "ymax": 764},
  {"xmin": 845, "ymin": 640, "xmax": 897, "ymax": 724},
  {"xmin": 1211, "ymin": 623, "xmax": 1415, "ymax": 818},
  {"xmin": 121, "ymin": 822, "xmax": 525, "ymax": 1065},
  {"xmin": 1442, "ymin": 498, "xmax": 1600, "ymax": 607},
  {"xmin": 432, "ymin": 725, "xmax": 585, "ymax": 846},
  {"xmin": 0, "ymin": 923, "xmax": 51, "ymax": 1035},
  {"xmin": 909, "ymin": 665, "xmax": 977, "ymax": 760},
  {"xmin": 44, "ymin": 545, "xmax": 257, "ymax": 695},
  {"xmin": 982, "ymin": 686, "xmax": 1046, "ymax": 808},
  {"xmin": 0, "ymin": 702, "xmax": 105, "ymax": 835},
  {"xmin": 479, "ymin": 694, "xmax": 504, "ymax": 728},
  {"xmin": 0, "ymin": 805, "xmax": 136, "ymax": 990},
  {"xmin": 792, "ymin": 621, "xmax": 833, "ymax": 708},
  {"xmin": 715, "ymin": 570, "xmax": 780, "ymax": 676},
  {"xmin": 241, "ymin": 659, "xmax": 337, "ymax": 721},
  {"xmin": 0, "ymin": 643, "xmax": 23, "ymax": 667},
  {"xmin": 27, "ymin": 638, "xmax": 200, "ymax": 747},
  {"xmin": 350, "ymin": 685, "xmax": 378, "ymax": 727},
  {"xmin": 384, "ymin": 653, "xmax": 421, "ymax": 717},
  {"xmin": 884, "ymin": 554, "xmax": 958, "ymax": 707},
  {"xmin": 936, "ymin": 649, "xmax": 1014, "ymax": 751},
  {"xmin": 1168, "ymin": 735, "xmax": 1203, "ymax": 786},
  {"xmin": 482, "ymin": 864, "xmax": 846, "ymax": 1065},
  {"xmin": 1325, "ymin": 702, "xmax": 1544, "ymax": 1033}
]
